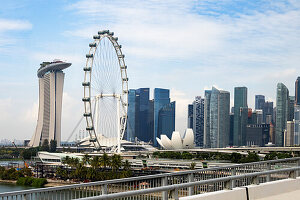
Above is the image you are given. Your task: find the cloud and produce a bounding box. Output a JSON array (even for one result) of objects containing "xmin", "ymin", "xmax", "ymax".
[{"xmin": 0, "ymin": 19, "xmax": 32, "ymax": 32}]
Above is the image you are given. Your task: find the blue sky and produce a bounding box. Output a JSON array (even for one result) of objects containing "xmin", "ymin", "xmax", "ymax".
[{"xmin": 0, "ymin": 0, "xmax": 299, "ymax": 140}]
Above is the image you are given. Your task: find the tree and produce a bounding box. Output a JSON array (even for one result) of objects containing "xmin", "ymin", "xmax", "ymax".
[
  {"xmin": 41, "ymin": 139, "xmax": 49, "ymax": 151},
  {"xmin": 100, "ymin": 153, "xmax": 110, "ymax": 170},
  {"xmin": 82, "ymin": 154, "xmax": 90, "ymax": 165},
  {"xmin": 89, "ymin": 156, "xmax": 100, "ymax": 169},
  {"xmin": 111, "ymin": 154, "xmax": 122, "ymax": 171},
  {"xmin": 190, "ymin": 162, "xmax": 196, "ymax": 170},
  {"xmin": 49, "ymin": 140, "xmax": 57, "ymax": 152},
  {"xmin": 123, "ymin": 160, "xmax": 131, "ymax": 171}
]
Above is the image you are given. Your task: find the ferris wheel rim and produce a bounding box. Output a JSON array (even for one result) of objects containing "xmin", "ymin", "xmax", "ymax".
[{"xmin": 82, "ymin": 30, "xmax": 128, "ymax": 150}]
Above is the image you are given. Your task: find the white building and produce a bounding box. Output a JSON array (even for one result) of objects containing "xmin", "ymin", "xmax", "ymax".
[{"xmin": 156, "ymin": 129, "xmax": 195, "ymax": 150}]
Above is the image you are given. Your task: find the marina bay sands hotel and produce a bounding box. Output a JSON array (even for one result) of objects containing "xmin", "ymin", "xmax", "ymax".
[{"xmin": 29, "ymin": 60, "xmax": 71, "ymax": 147}]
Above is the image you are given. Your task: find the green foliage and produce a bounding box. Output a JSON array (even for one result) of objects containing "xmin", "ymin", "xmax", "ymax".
[
  {"xmin": 264, "ymin": 152, "xmax": 293, "ymax": 160},
  {"xmin": 21, "ymin": 147, "xmax": 39, "ymax": 160},
  {"xmin": 17, "ymin": 177, "xmax": 47, "ymax": 187},
  {"xmin": 190, "ymin": 162, "xmax": 196, "ymax": 170},
  {"xmin": 49, "ymin": 140, "xmax": 57, "ymax": 152},
  {"xmin": 41, "ymin": 139, "xmax": 49, "ymax": 151}
]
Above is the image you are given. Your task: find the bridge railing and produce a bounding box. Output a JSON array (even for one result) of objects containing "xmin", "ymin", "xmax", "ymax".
[{"xmin": 0, "ymin": 157, "xmax": 300, "ymax": 200}]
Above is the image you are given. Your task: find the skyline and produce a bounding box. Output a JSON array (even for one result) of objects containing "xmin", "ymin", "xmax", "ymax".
[{"xmin": 0, "ymin": 0, "xmax": 300, "ymax": 140}]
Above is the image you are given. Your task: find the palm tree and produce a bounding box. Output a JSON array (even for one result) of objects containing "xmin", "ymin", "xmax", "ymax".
[
  {"xmin": 82, "ymin": 154, "xmax": 90, "ymax": 165},
  {"xmin": 100, "ymin": 153, "xmax": 110, "ymax": 170},
  {"xmin": 89, "ymin": 156, "xmax": 100, "ymax": 169},
  {"xmin": 123, "ymin": 160, "xmax": 131, "ymax": 171},
  {"xmin": 111, "ymin": 154, "xmax": 122, "ymax": 171}
]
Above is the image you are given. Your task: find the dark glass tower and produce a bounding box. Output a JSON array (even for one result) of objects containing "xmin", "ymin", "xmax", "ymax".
[
  {"xmin": 126, "ymin": 89, "xmax": 137, "ymax": 141},
  {"xmin": 296, "ymin": 77, "xmax": 300, "ymax": 106},
  {"xmin": 158, "ymin": 101, "xmax": 176, "ymax": 139},
  {"xmin": 192, "ymin": 96, "xmax": 205, "ymax": 147},
  {"xmin": 255, "ymin": 95, "xmax": 265, "ymax": 110},
  {"xmin": 275, "ymin": 83, "xmax": 289, "ymax": 147},
  {"xmin": 204, "ymin": 90, "xmax": 212, "ymax": 147},
  {"xmin": 233, "ymin": 87, "xmax": 248, "ymax": 146},
  {"xmin": 187, "ymin": 104, "xmax": 194, "ymax": 129},
  {"xmin": 154, "ymin": 88, "xmax": 171, "ymax": 146},
  {"xmin": 136, "ymin": 88, "xmax": 150, "ymax": 142}
]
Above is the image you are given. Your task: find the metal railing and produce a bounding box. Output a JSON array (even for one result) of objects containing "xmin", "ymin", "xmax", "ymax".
[{"xmin": 0, "ymin": 157, "xmax": 300, "ymax": 200}]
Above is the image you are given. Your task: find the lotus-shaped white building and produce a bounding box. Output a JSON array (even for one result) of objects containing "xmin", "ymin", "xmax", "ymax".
[{"xmin": 156, "ymin": 129, "xmax": 195, "ymax": 150}]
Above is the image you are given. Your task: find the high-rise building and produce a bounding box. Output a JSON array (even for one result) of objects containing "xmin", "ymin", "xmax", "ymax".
[
  {"xmin": 229, "ymin": 113, "xmax": 234, "ymax": 146},
  {"xmin": 204, "ymin": 90, "xmax": 212, "ymax": 147},
  {"xmin": 263, "ymin": 101, "xmax": 273, "ymax": 124},
  {"xmin": 294, "ymin": 105, "xmax": 300, "ymax": 145},
  {"xmin": 192, "ymin": 97, "xmax": 205, "ymax": 147},
  {"xmin": 288, "ymin": 96, "xmax": 295, "ymax": 121},
  {"xmin": 154, "ymin": 88, "xmax": 171, "ymax": 146},
  {"xmin": 126, "ymin": 89, "xmax": 137, "ymax": 141},
  {"xmin": 148, "ymin": 100, "xmax": 154, "ymax": 143},
  {"xmin": 29, "ymin": 61, "xmax": 71, "ymax": 147},
  {"xmin": 246, "ymin": 124, "xmax": 270, "ymax": 146},
  {"xmin": 157, "ymin": 101, "xmax": 175, "ymax": 139},
  {"xmin": 233, "ymin": 87, "xmax": 248, "ymax": 146},
  {"xmin": 284, "ymin": 121, "xmax": 294, "ymax": 147},
  {"xmin": 206, "ymin": 87, "xmax": 230, "ymax": 148},
  {"xmin": 256, "ymin": 110, "xmax": 263, "ymax": 124},
  {"xmin": 187, "ymin": 104, "xmax": 193, "ymax": 129},
  {"xmin": 295, "ymin": 77, "xmax": 300, "ymax": 105},
  {"xmin": 255, "ymin": 95, "xmax": 265, "ymax": 110},
  {"xmin": 275, "ymin": 83, "xmax": 289, "ymax": 147}
]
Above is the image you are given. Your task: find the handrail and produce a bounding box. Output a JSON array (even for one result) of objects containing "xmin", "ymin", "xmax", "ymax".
[
  {"xmin": 0, "ymin": 157, "xmax": 299, "ymax": 197},
  {"xmin": 77, "ymin": 166, "xmax": 300, "ymax": 200}
]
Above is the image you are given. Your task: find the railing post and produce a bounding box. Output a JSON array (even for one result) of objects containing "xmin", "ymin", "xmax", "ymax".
[
  {"xmin": 225, "ymin": 179, "xmax": 233, "ymax": 190},
  {"xmin": 289, "ymin": 170, "xmax": 296, "ymax": 179},
  {"xmin": 231, "ymin": 168, "xmax": 236, "ymax": 188},
  {"xmin": 23, "ymin": 194, "xmax": 28, "ymax": 200},
  {"xmin": 251, "ymin": 175, "xmax": 259, "ymax": 185},
  {"xmin": 102, "ymin": 184, "xmax": 108, "ymax": 195},
  {"xmin": 161, "ymin": 176, "xmax": 168, "ymax": 200},
  {"xmin": 296, "ymin": 158, "xmax": 300, "ymax": 177},
  {"xmin": 174, "ymin": 188, "xmax": 179, "ymax": 200},
  {"xmin": 188, "ymin": 173, "xmax": 194, "ymax": 195},
  {"xmin": 266, "ymin": 163, "xmax": 271, "ymax": 182}
]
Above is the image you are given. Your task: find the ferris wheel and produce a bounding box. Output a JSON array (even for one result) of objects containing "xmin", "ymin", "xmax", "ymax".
[{"xmin": 82, "ymin": 30, "xmax": 128, "ymax": 153}]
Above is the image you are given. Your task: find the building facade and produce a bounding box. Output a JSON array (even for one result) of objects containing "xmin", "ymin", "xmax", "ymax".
[
  {"xmin": 255, "ymin": 95, "xmax": 265, "ymax": 110},
  {"xmin": 275, "ymin": 83, "xmax": 289, "ymax": 147},
  {"xmin": 187, "ymin": 104, "xmax": 193, "ymax": 129},
  {"xmin": 285, "ymin": 121, "xmax": 295, "ymax": 147},
  {"xmin": 29, "ymin": 61, "xmax": 71, "ymax": 147},
  {"xmin": 295, "ymin": 77, "xmax": 300, "ymax": 106},
  {"xmin": 157, "ymin": 101, "xmax": 176, "ymax": 140},
  {"xmin": 295, "ymin": 105, "xmax": 300, "ymax": 145},
  {"xmin": 192, "ymin": 97, "xmax": 205, "ymax": 147},
  {"xmin": 233, "ymin": 87, "xmax": 248, "ymax": 146},
  {"xmin": 204, "ymin": 90, "xmax": 212, "ymax": 147},
  {"xmin": 246, "ymin": 124, "xmax": 270, "ymax": 146}
]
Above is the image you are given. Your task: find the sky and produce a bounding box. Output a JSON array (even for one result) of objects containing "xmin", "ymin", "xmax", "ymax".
[{"xmin": 0, "ymin": 0, "xmax": 299, "ymax": 141}]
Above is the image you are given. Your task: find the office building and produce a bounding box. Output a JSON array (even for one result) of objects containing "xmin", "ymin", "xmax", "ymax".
[
  {"xmin": 204, "ymin": 90, "xmax": 212, "ymax": 147},
  {"xmin": 126, "ymin": 89, "xmax": 137, "ymax": 141},
  {"xmin": 284, "ymin": 121, "xmax": 294, "ymax": 147},
  {"xmin": 275, "ymin": 83, "xmax": 289, "ymax": 147},
  {"xmin": 296, "ymin": 77, "xmax": 300, "ymax": 105},
  {"xmin": 295, "ymin": 105, "xmax": 300, "ymax": 145},
  {"xmin": 246, "ymin": 124, "xmax": 270, "ymax": 147},
  {"xmin": 229, "ymin": 113, "xmax": 234, "ymax": 146},
  {"xmin": 157, "ymin": 101, "xmax": 175, "ymax": 140},
  {"xmin": 263, "ymin": 101, "xmax": 273, "ymax": 124},
  {"xmin": 154, "ymin": 88, "xmax": 171, "ymax": 146},
  {"xmin": 256, "ymin": 110, "xmax": 263, "ymax": 124},
  {"xmin": 255, "ymin": 95, "xmax": 265, "ymax": 110},
  {"xmin": 206, "ymin": 87, "xmax": 230, "ymax": 148},
  {"xmin": 288, "ymin": 96, "xmax": 295, "ymax": 121},
  {"xmin": 187, "ymin": 104, "xmax": 193, "ymax": 129},
  {"xmin": 191, "ymin": 97, "xmax": 205, "ymax": 147},
  {"xmin": 29, "ymin": 61, "xmax": 71, "ymax": 147},
  {"xmin": 233, "ymin": 87, "xmax": 248, "ymax": 146}
]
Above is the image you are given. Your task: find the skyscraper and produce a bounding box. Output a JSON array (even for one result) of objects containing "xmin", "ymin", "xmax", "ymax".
[
  {"xmin": 295, "ymin": 105, "xmax": 300, "ymax": 145},
  {"xmin": 204, "ymin": 90, "xmax": 212, "ymax": 147},
  {"xmin": 288, "ymin": 96, "xmax": 295, "ymax": 121},
  {"xmin": 275, "ymin": 83, "xmax": 289, "ymax": 147},
  {"xmin": 255, "ymin": 95, "xmax": 265, "ymax": 110},
  {"xmin": 136, "ymin": 88, "xmax": 150, "ymax": 142},
  {"xmin": 233, "ymin": 87, "xmax": 248, "ymax": 146},
  {"xmin": 285, "ymin": 121, "xmax": 294, "ymax": 147},
  {"xmin": 192, "ymin": 96, "xmax": 205, "ymax": 147},
  {"xmin": 295, "ymin": 77, "xmax": 300, "ymax": 105},
  {"xmin": 126, "ymin": 89, "xmax": 137, "ymax": 141},
  {"xmin": 263, "ymin": 101, "xmax": 273, "ymax": 124},
  {"xmin": 158, "ymin": 101, "xmax": 175, "ymax": 140},
  {"xmin": 29, "ymin": 61, "xmax": 71, "ymax": 147},
  {"xmin": 154, "ymin": 88, "xmax": 171, "ymax": 146},
  {"xmin": 205, "ymin": 87, "xmax": 230, "ymax": 148},
  {"xmin": 187, "ymin": 104, "xmax": 193, "ymax": 129}
]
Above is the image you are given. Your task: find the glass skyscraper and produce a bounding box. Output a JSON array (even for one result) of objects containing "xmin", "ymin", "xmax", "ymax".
[
  {"xmin": 154, "ymin": 88, "xmax": 171, "ymax": 146},
  {"xmin": 187, "ymin": 104, "xmax": 193, "ymax": 129},
  {"xmin": 255, "ymin": 95, "xmax": 265, "ymax": 110},
  {"xmin": 233, "ymin": 87, "xmax": 248, "ymax": 146},
  {"xmin": 205, "ymin": 87, "xmax": 230, "ymax": 148},
  {"xmin": 204, "ymin": 90, "xmax": 212, "ymax": 147},
  {"xmin": 158, "ymin": 101, "xmax": 175, "ymax": 140},
  {"xmin": 275, "ymin": 83, "xmax": 289, "ymax": 147},
  {"xmin": 296, "ymin": 77, "xmax": 300, "ymax": 106},
  {"xmin": 295, "ymin": 105, "xmax": 300, "ymax": 145},
  {"xmin": 126, "ymin": 89, "xmax": 137, "ymax": 141},
  {"xmin": 192, "ymin": 96, "xmax": 205, "ymax": 147}
]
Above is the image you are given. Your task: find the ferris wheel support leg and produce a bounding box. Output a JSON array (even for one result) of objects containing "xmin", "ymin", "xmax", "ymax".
[{"xmin": 117, "ymin": 98, "xmax": 121, "ymax": 154}]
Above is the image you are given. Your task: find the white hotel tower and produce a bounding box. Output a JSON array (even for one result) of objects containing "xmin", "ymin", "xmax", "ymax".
[{"xmin": 29, "ymin": 60, "xmax": 71, "ymax": 147}]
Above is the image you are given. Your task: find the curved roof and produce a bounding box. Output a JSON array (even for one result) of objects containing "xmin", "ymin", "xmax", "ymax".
[
  {"xmin": 37, "ymin": 61, "xmax": 71, "ymax": 78},
  {"xmin": 156, "ymin": 129, "xmax": 195, "ymax": 150}
]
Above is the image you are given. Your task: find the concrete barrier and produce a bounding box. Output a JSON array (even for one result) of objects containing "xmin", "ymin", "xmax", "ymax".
[{"xmin": 180, "ymin": 178, "xmax": 300, "ymax": 200}]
